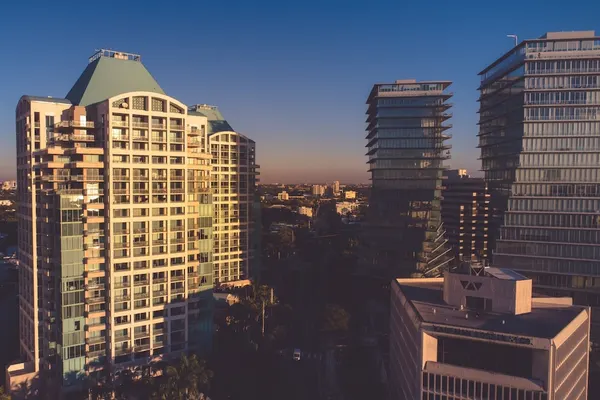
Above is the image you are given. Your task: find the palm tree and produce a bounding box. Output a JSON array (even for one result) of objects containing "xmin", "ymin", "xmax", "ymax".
[{"xmin": 153, "ymin": 354, "xmax": 213, "ymax": 400}]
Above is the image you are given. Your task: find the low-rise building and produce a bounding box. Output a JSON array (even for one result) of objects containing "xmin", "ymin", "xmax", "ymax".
[
  {"xmin": 336, "ymin": 201, "xmax": 359, "ymax": 215},
  {"xmin": 344, "ymin": 191, "xmax": 357, "ymax": 200},
  {"xmin": 298, "ymin": 206, "xmax": 313, "ymax": 218},
  {"xmin": 390, "ymin": 262, "xmax": 591, "ymax": 400},
  {"xmin": 277, "ymin": 191, "xmax": 289, "ymax": 201},
  {"xmin": 311, "ymin": 185, "xmax": 325, "ymax": 197},
  {"xmin": 1, "ymin": 180, "xmax": 16, "ymax": 191}
]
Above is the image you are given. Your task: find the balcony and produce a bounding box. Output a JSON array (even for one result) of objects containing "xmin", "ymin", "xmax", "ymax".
[
  {"xmin": 113, "ymin": 282, "xmax": 130, "ymax": 289},
  {"xmin": 152, "ymin": 226, "xmax": 167, "ymax": 232},
  {"xmin": 153, "ymin": 289, "xmax": 167, "ymax": 297},
  {"xmin": 170, "ymin": 226, "xmax": 185, "ymax": 232},
  {"xmin": 132, "ymin": 135, "xmax": 149, "ymax": 142},
  {"xmin": 114, "ymin": 347, "xmax": 132, "ymax": 356},
  {"xmin": 170, "ymin": 275, "xmax": 185, "ymax": 282},
  {"xmin": 112, "ymin": 135, "xmax": 129, "ymax": 141},
  {"xmin": 152, "ymin": 123, "xmax": 166, "ymax": 130},
  {"xmin": 86, "ymin": 336, "xmax": 105, "ymax": 345},
  {"xmin": 153, "ymin": 277, "xmax": 167, "ymax": 284},
  {"xmin": 170, "ymin": 188, "xmax": 185, "ymax": 194},
  {"xmin": 113, "ymin": 175, "xmax": 130, "ymax": 181},
  {"xmin": 133, "ymin": 175, "xmax": 149, "ymax": 181},
  {"xmin": 133, "ymin": 241, "xmax": 148, "ymax": 247},
  {"xmin": 152, "ymin": 239, "xmax": 167, "ymax": 246},
  {"xmin": 113, "ymin": 242, "xmax": 130, "ymax": 249},
  {"xmin": 133, "ymin": 228, "xmax": 148, "ymax": 234},
  {"xmin": 112, "ymin": 120, "xmax": 128, "ymax": 127},
  {"xmin": 188, "ymin": 140, "xmax": 201, "ymax": 147},
  {"xmin": 57, "ymin": 120, "xmax": 95, "ymax": 129},
  {"xmin": 134, "ymin": 292, "xmax": 149, "ymax": 300},
  {"xmin": 132, "ymin": 122, "xmax": 149, "ymax": 129},
  {"xmin": 86, "ymin": 296, "xmax": 105, "ymax": 304},
  {"xmin": 134, "ymin": 344, "xmax": 151, "ymax": 353},
  {"xmin": 170, "ymin": 175, "xmax": 185, "ymax": 181},
  {"xmin": 170, "ymin": 124, "xmax": 184, "ymax": 131},
  {"xmin": 114, "ymin": 295, "xmax": 131, "ymax": 302},
  {"xmin": 170, "ymin": 238, "xmax": 185, "ymax": 244},
  {"xmin": 114, "ymin": 334, "xmax": 130, "ymax": 342},
  {"xmin": 171, "ymin": 287, "xmax": 185, "ymax": 294},
  {"xmin": 87, "ymin": 349, "xmax": 105, "ymax": 358},
  {"xmin": 134, "ymin": 280, "xmax": 149, "ymax": 286}
]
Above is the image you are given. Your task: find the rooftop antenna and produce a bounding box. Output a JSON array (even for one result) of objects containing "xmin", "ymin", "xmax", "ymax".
[{"xmin": 507, "ymin": 34, "xmax": 518, "ymax": 47}]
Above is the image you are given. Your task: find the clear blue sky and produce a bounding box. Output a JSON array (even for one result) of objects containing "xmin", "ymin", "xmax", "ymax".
[{"xmin": 1, "ymin": 0, "xmax": 599, "ymax": 183}]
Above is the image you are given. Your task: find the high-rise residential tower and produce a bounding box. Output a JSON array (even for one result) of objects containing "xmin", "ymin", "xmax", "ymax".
[
  {"xmin": 478, "ymin": 31, "xmax": 600, "ymax": 331},
  {"xmin": 9, "ymin": 50, "xmax": 214, "ymax": 395},
  {"xmin": 188, "ymin": 105, "xmax": 259, "ymax": 285},
  {"xmin": 441, "ymin": 170, "xmax": 491, "ymax": 261},
  {"xmin": 364, "ymin": 79, "xmax": 453, "ymax": 278}
]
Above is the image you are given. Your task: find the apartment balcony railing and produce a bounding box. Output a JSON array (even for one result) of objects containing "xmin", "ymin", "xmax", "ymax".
[
  {"xmin": 134, "ymin": 292, "xmax": 150, "ymax": 300},
  {"xmin": 134, "ymin": 280, "xmax": 150, "ymax": 286},
  {"xmin": 170, "ymin": 124, "xmax": 184, "ymax": 131},
  {"xmin": 170, "ymin": 188, "xmax": 185, "ymax": 194},
  {"xmin": 152, "ymin": 175, "xmax": 168, "ymax": 181},
  {"xmin": 113, "ymin": 242, "xmax": 129, "ymax": 249},
  {"xmin": 132, "ymin": 122, "xmax": 149, "ymax": 129},
  {"xmin": 170, "ymin": 225, "xmax": 185, "ymax": 232},
  {"xmin": 171, "ymin": 287, "xmax": 185, "ymax": 294},
  {"xmin": 170, "ymin": 175, "xmax": 185, "ymax": 181},
  {"xmin": 134, "ymin": 344, "xmax": 151, "ymax": 353},
  {"xmin": 152, "ymin": 226, "xmax": 167, "ymax": 232},
  {"xmin": 153, "ymin": 277, "xmax": 167, "ymax": 284},
  {"xmin": 169, "ymin": 137, "xmax": 184, "ymax": 143},
  {"xmin": 114, "ymin": 347, "xmax": 132, "ymax": 356},
  {"xmin": 56, "ymin": 120, "xmax": 95, "ymax": 129},
  {"xmin": 153, "ymin": 290, "xmax": 167, "ymax": 297},
  {"xmin": 133, "ymin": 241, "xmax": 148, "ymax": 248},
  {"xmin": 152, "ymin": 123, "xmax": 166, "ymax": 129},
  {"xmin": 87, "ymin": 349, "xmax": 105, "ymax": 358},
  {"xmin": 170, "ymin": 237, "xmax": 185, "ymax": 244},
  {"xmin": 113, "ymin": 282, "xmax": 130, "ymax": 289},
  {"xmin": 132, "ymin": 135, "xmax": 149, "ymax": 142},
  {"xmin": 114, "ymin": 295, "xmax": 131, "ymax": 302},
  {"xmin": 133, "ymin": 175, "xmax": 149, "ymax": 181},
  {"xmin": 86, "ymin": 336, "xmax": 105, "ymax": 345},
  {"xmin": 114, "ymin": 334, "xmax": 130, "ymax": 342},
  {"xmin": 86, "ymin": 296, "xmax": 105, "ymax": 304},
  {"xmin": 112, "ymin": 120, "xmax": 128, "ymax": 127},
  {"xmin": 170, "ymin": 275, "xmax": 185, "ymax": 282},
  {"xmin": 133, "ymin": 228, "xmax": 148, "ymax": 234}
]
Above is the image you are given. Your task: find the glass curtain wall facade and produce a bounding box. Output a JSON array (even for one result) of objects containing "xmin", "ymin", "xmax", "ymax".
[
  {"xmin": 479, "ymin": 31, "xmax": 600, "ymax": 331},
  {"xmin": 364, "ymin": 80, "xmax": 453, "ymax": 278}
]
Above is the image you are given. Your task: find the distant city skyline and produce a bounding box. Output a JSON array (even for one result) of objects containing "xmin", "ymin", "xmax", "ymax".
[{"xmin": 1, "ymin": 2, "xmax": 599, "ymax": 183}]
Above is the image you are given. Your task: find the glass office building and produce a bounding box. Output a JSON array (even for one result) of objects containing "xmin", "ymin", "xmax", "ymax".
[
  {"xmin": 479, "ymin": 31, "xmax": 600, "ymax": 331},
  {"xmin": 364, "ymin": 79, "xmax": 453, "ymax": 278}
]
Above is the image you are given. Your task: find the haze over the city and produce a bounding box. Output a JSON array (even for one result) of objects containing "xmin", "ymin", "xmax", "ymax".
[{"xmin": 1, "ymin": 0, "xmax": 599, "ymax": 183}]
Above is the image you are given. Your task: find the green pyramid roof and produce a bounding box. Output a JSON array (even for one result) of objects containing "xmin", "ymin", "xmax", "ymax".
[
  {"xmin": 66, "ymin": 55, "xmax": 164, "ymax": 106},
  {"xmin": 188, "ymin": 105, "xmax": 234, "ymax": 135}
]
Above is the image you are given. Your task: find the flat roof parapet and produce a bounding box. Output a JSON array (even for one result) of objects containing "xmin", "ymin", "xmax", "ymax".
[{"xmin": 89, "ymin": 49, "xmax": 141, "ymax": 64}]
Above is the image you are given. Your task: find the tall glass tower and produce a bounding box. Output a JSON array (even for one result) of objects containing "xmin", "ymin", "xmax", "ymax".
[
  {"xmin": 479, "ymin": 31, "xmax": 600, "ymax": 326},
  {"xmin": 364, "ymin": 79, "xmax": 453, "ymax": 278}
]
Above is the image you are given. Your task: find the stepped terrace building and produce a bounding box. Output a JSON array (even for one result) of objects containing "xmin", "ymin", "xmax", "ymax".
[{"xmin": 364, "ymin": 79, "xmax": 453, "ymax": 279}]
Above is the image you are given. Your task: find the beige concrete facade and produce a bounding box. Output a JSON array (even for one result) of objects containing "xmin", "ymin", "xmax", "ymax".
[
  {"xmin": 389, "ymin": 267, "xmax": 590, "ymax": 400},
  {"xmin": 10, "ymin": 51, "xmax": 218, "ymax": 395}
]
